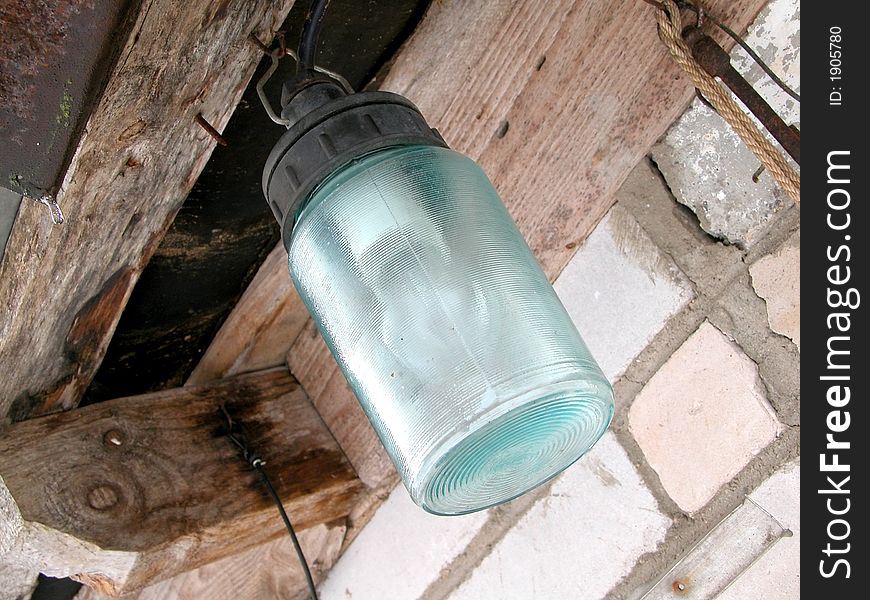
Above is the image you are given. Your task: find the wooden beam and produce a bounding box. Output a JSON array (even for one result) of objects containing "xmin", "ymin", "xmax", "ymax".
[
  {"xmin": 187, "ymin": 243, "xmax": 309, "ymax": 386},
  {"xmin": 76, "ymin": 522, "xmax": 347, "ymax": 600},
  {"xmin": 0, "ymin": 368, "xmax": 362, "ymax": 596},
  {"xmin": 385, "ymin": 0, "xmax": 768, "ymax": 280},
  {"xmin": 287, "ymin": 322, "xmax": 396, "ymax": 488},
  {"xmin": 0, "ymin": 0, "xmax": 298, "ymax": 421},
  {"xmin": 191, "ymin": 0, "xmax": 768, "ymax": 492}
]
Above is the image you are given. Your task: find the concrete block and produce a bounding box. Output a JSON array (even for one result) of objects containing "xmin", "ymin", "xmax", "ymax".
[
  {"xmin": 319, "ymin": 485, "xmax": 488, "ymax": 600},
  {"xmin": 718, "ymin": 460, "xmax": 800, "ymax": 600},
  {"xmin": 449, "ymin": 434, "xmax": 670, "ymax": 600},
  {"xmin": 628, "ymin": 321, "xmax": 781, "ymax": 513},
  {"xmin": 0, "ymin": 563, "xmax": 38, "ymax": 600},
  {"xmin": 750, "ymin": 231, "xmax": 800, "ymax": 349},
  {"xmin": 554, "ymin": 205, "xmax": 693, "ymax": 381},
  {"xmin": 650, "ymin": 0, "xmax": 800, "ymax": 248}
]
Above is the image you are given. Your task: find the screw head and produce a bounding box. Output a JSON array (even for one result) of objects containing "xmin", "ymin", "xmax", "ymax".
[{"xmin": 103, "ymin": 429, "xmax": 125, "ymax": 447}]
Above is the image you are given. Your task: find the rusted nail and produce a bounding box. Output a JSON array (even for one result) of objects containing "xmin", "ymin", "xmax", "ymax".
[
  {"xmin": 495, "ymin": 120, "xmax": 509, "ymax": 139},
  {"xmin": 195, "ymin": 113, "xmax": 228, "ymax": 146},
  {"xmin": 103, "ymin": 429, "xmax": 125, "ymax": 447},
  {"xmin": 672, "ymin": 578, "xmax": 689, "ymax": 594},
  {"xmin": 248, "ymin": 33, "xmax": 270, "ymax": 54},
  {"xmin": 752, "ymin": 164, "xmax": 765, "ymax": 183}
]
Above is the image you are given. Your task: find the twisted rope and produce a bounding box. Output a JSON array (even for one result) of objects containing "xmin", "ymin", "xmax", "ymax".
[{"xmin": 653, "ymin": 0, "xmax": 800, "ymax": 204}]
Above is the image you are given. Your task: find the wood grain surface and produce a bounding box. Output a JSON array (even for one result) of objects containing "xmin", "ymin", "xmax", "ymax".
[
  {"xmin": 187, "ymin": 243, "xmax": 309, "ymax": 386},
  {"xmin": 0, "ymin": 368, "xmax": 361, "ymax": 595},
  {"xmin": 75, "ymin": 522, "xmax": 347, "ymax": 600},
  {"xmin": 0, "ymin": 0, "xmax": 297, "ymax": 421}
]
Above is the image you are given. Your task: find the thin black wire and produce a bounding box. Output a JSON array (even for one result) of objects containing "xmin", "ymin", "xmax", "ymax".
[
  {"xmin": 643, "ymin": 0, "xmax": 800, "ymax": 102},
  {"xmin": 700, "ymin": 9, "xmax": 801, "ymax": 102},
  {"xmin": 255, "ymin": 463, "xmax": 319, "ymax": 600},
  {"xmin": 298, "ymin": 0, "xmax": 331, "ymax": 73},
  {"xmin": 221, "ymin": 405, "xmax": 318, "ymax": 600}
]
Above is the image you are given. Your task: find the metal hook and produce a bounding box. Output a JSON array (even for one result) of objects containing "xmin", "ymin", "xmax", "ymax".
[
  {"xmin": 255, "ymin": 47, "xmax": 354, "ymax": 127},
  {"xmin": 36, "ymin": 195, "xmax": 64, "ymax": 225}
]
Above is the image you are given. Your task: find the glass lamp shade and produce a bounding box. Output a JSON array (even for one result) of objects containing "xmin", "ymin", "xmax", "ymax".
[{"xmin": 288, "ymin": 144, "xmax": 613, "ymax": 515}]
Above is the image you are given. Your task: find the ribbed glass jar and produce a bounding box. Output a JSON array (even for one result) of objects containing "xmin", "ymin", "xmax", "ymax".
[{"xmin": 288, "ymin": 144, "xmax": 613, "ymax": 515}]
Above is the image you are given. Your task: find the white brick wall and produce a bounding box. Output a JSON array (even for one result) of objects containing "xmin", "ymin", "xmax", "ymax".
[
  {"xmin": 449, "ymin": 434, "xmax": 670, "ymax": 600},
  {"xmin": 554, "ymin": 206, "xmax": 693, "ymax": 381},
  {"xmin": 319, "ymin": 486, "xmax": 488, "ymax": 600}
]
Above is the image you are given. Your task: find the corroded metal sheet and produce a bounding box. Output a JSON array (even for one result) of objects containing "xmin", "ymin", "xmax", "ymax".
[
  {"xmin": 0, "ymin": 0, "xmax": 131, "ymax": 198},
  {"xmin": 642, "ymin": 499, "xmax": 790, "ymax": 599}
]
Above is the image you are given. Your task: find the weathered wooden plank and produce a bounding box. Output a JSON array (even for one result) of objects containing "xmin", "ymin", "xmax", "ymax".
[
  {"xmin": 0, "ymin": 368, "xmax": 362, "ymax": 596},
  {"xmin": 75, "ymin": 522, "xmax": 347, "ymax": 600},
  {"xmin": 384, "ymin": 0, "xmax": 767, "ymax": 281},
  {"xmin": 89, "ymin": 0, "xmax": 432, "ymax": 402},
  {"xmin": 0, "ymin": 0, "xmax": 298, "ymax": 421},
  {"xmin": 381, "ymin": 0, "xmax": 577, "ymax": 164},
  {"xmin": 287, "ymin": 321, "xmax": 395, "ymax": 488},
  {"xmin": 187, "ymin": 243, "xmax": 309, "ymax": 386}
]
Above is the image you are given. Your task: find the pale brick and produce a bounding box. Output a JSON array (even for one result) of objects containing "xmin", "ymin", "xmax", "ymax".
[
  {"xmin": 554, "ymin": 205, "xmax": 693, "ymax": 382},
  {"xmin": 641, "ymin": 493, "xmax": 787, "ymax": 598},
  {"xmin": 750, "ymin": 231, "xmax": 800, "ymax": 349},
  {"xmin": 319, "ymin": 485, "xmax": 488, "ymax": 600},
  {"xmin": 449, "ymin": 434, "xmax": 670, "ymax": 600},
  {"xmin": 718, "ymin": 460, "xmax": 800, "ymax": 600},
  {"xmin": 628, "ymin": 321, "xmax": 781, "ymax": 513}
]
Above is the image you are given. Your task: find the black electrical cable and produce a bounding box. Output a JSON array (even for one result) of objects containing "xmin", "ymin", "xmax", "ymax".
[
  {"xmin": 255, "ymin": 462, "xmax": 319, "ymax": 600},
  {"xmin": 298, "ymin": 0, "xmax": 331, "ymax": 73},
  {"xmin": 221, "ymin": 405, "xmax": 318, "ymax": 600}
]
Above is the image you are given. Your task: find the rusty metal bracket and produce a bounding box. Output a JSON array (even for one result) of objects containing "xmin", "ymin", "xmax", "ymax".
[{"xmin": 683, "ymin": 26, "xmax": 800, "ymax": 165}]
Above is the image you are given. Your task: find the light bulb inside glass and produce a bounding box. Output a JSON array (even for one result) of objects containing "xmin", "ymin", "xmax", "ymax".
[{"xmin": 287, "ymin": 144, "xmax": 613, "ymax": 515}]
